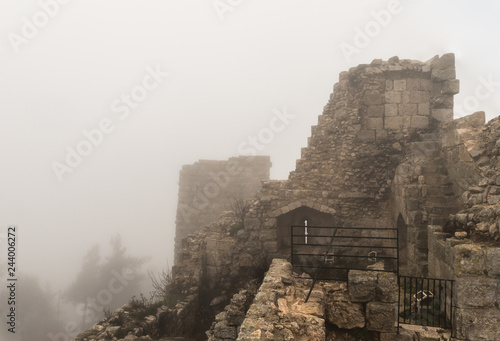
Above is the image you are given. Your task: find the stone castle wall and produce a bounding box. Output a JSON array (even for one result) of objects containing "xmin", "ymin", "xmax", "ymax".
[
  {"xmin": 242, "ymin": 54, "xmax": 460, "ymax": 265},
  {"xmin": 169, "ymin": 54, "xmax": 500, "ymax": 340},
  {"xmin": 175, "ymin": 156, "xmax": 271, "ymax": 259}
]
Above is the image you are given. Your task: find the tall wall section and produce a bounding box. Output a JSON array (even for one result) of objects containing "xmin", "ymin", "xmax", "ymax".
[{"xmin": 175, "ymin": 156, "xmax": 271, "ymax": 259}]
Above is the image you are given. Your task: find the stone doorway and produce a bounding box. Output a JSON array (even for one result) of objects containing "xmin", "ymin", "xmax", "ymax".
[{"xmin": 276, "ymin": 206, "xmax": 335, "ymax": 250}]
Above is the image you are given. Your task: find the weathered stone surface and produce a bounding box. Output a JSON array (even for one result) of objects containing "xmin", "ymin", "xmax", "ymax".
[
  {"xmin": 442, "ymin": 79, "xmax": 460, "ymax": 94},
  {"xmin": 366, "ymin": 302, "xmax": 396, "ymax": 332},
  {"xmin": 453, "ymin": 244, "xmax": 486, "ymax": 275},
  {"xmin": 454, "ymin": 307, "xmax": 500, "ymax": 341},
  {"xmin": 385, "ymin": 116, "xmax": 403, "ymax": 130},
  {"xmin": 431, "ymin": 108, "xmax": 453, "ymax": 122},
  {"xmin": 431, "ymin": 67, "xmax": 456, "ymax": 81},
  {"xmin": 385, "ymin": 91, "xmax": 402, "ymax": 104},
  {"xmin": 486, "ymin": 247, "xmax": 500, "ymax": 276},
  {"xmin": 323, "ymin": 282, "xmax": 365, "ymax": 329},
  {"xmin": 348, "ymin": 270, "xmax": 378, "ymax": 302},
  {"xmin": 455, "ymin": 276, "xmax": 498, "ymax": 308},
  {"xmin": 364, "ymin": 92, "xmax": 384, "ymax": 105},
  {"xmin": 237, "ymin": 259, "xmax": 326, "ymax": 341},
  {"xmin": 385, "ymin": 103, "xmax": 398, "ymax": 116},
  {"xmin": 411, "ymin": 115, "xmax": 429, "ymax": 129},
  {"xmin": 213, "ymin": 321, "xmax": 237, "ymax": 339},
  {"xmin": 376, "ymin": 272, "xmax": 397, "ymax": 303}
]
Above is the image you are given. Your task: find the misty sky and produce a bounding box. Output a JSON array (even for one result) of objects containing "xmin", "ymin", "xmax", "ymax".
[{"xmin": 0, "ymin": 0, "xmax": 499, "ymax": 293}]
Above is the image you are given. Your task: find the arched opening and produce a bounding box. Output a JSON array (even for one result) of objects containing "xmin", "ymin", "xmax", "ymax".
[
  {"xmin": 397, "ymin": 213, "xmax": 408, "ymax": 271},
  {"xmin": 276, "ymin": 206, "xmax": 335, "ymax": 250}
]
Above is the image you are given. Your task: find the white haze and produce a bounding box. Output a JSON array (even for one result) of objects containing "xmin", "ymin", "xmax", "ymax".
[{"xmin": 0, "ymin": 0, "xmax": 499, "ymax": 299}]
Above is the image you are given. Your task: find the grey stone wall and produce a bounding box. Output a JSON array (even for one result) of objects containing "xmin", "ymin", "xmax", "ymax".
[
  {"xmin": 175, "ymin": 155, "xmax": 271, "ymax": 260},
  {"xmin": 427, "ymin": 225, "xmax": 500, "ymax": 340}
]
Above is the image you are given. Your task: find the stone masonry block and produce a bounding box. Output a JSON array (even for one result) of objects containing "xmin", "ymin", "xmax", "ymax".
[
  {"xmin": 403, "ymin": 91, "xmax": 412, "ymax": 104},
  {"xmin": 453, "ymin": 244, "xmax": 486, "ymax": 276},
  {"xmin": 348, "ymin": 270, "xmax": 377, "ymax": 302},
  {"xmin": 410, "ymin": 91, "xmax": 430, "ymax": 104},
  {"xmin": 431, "ymin": 67, "xmax": 456, "ymax": 81},
  {"xmin": 432, "ymin": 95, "xmax": 454, "ymax": 109},
  {"xmin": 406, "ymin": 78, "xmax": 420, "ymax": 90},
  {"xmin": 393, "ymin": 79, "xmax": 406, "ymax": 91},
  {"xmin": 411, "ymin": 115, "xmax": 429, "ymax": 129},
  {"xmin": 420, "ymin": 79, "xmax": 432, "ymax": 91},
  {"xmin": 403, "ymin": 115, "xmax": 411, "ymax": 129},
  {"xmin": 384, "ymin": 116, "xmax": 403, "ymax": 130},
  {"xmin": 400, "ymin": 103, "xmax": 417, "ymax": 116},
  {"xmin": 455, "ymin": 276, "xmax": 498, "ymax": 308},
  {"xmin": 431, "ymin": 109, "xmax": 453, "ymax": 122},
  {"xmin": 486, "ymin": 247, "xmax": 500, "ymax": 276},
  {"xmin": 366, "ymin": 302, "xmax": 396, "ymax": 332},
  {"xmin": 364, "ymin": 92, "xmax": 384, "ymax": 105},
  {"xmin": 385, "ymin": 104, "xmax": 398, "ymax": 117},
  {"xmin": 418, "ymin": 103, "xmax": 430, "ymax": 116},
  {"xmin": 432, "ymin": 53, "xmax": 455, "ymax": 70},
  {"xmin": 367, "ymin": 105, "xmax": 385, "ymax": 117},
  {"xmin": 376, "ymin": 272, "xmax": 397, "ymax": 303},
  {"xmin": 385, "ymin": 91, "xmax": 402, "ymax": 104},
  {"xmin": 365, "ymin": 117, "xmax": 383, "ymax": 130},
  {"xmin": 385, "ymin": 80, "xmax": 393, "ymax": 91},
  {"xmin": 454, "ymin": 307, "xmax": 500, "ymax": 341},
  {"xmin": 442, "ymin": 79, "xmax": 460, "ymax": 94}
]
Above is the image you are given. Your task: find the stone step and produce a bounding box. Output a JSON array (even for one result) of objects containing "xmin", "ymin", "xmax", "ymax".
[{"xmin": 397, "ymin": 324, "xmax": 452, "ymax": 341}]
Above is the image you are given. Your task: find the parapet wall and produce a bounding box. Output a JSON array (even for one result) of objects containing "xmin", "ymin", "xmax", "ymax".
[
  {"xmin": 234, "ymin": 259, "xmax": 397, "ymax": 341},
  {"xmin": 175, "ymin": 155, "xmax": 271, "ymax": 260}
]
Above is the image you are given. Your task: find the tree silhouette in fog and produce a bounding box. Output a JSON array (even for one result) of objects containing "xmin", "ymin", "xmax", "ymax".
[
  {"xmin": 0, "ymin": 270, "xmax": 62, "ymax": 341},
  {"xmin": 64, "ymin": 234, "xmax": 148, "ymax": 328}
]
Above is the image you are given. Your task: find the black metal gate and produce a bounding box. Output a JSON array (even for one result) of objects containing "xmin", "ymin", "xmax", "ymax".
[
  {"xmin": 290, "ymin": 225, "xmax": 399, "ymax": 281},
  {"xmin": 398, "ymin": 276, "xmax": 454, "ymax": 332}
]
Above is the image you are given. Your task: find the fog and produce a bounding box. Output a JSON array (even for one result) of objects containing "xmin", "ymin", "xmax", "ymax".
[{"xmin": 0, "ymin": 0, "xmax": 499, "ymax": 338}]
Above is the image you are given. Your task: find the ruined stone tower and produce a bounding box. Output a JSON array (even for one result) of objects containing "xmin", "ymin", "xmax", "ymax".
[{"xmin": 174, "ymin": 155, "xmax": 271, "ymax": 259}]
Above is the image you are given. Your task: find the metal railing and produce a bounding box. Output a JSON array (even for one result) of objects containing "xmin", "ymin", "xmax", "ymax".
[
  {"xmin": 290, "ymin": 225, "xmax": 399, "ymax": 281},
  {"xmin": 398, "ymin": 276, "xmax": 454, "ymax": 333}
]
